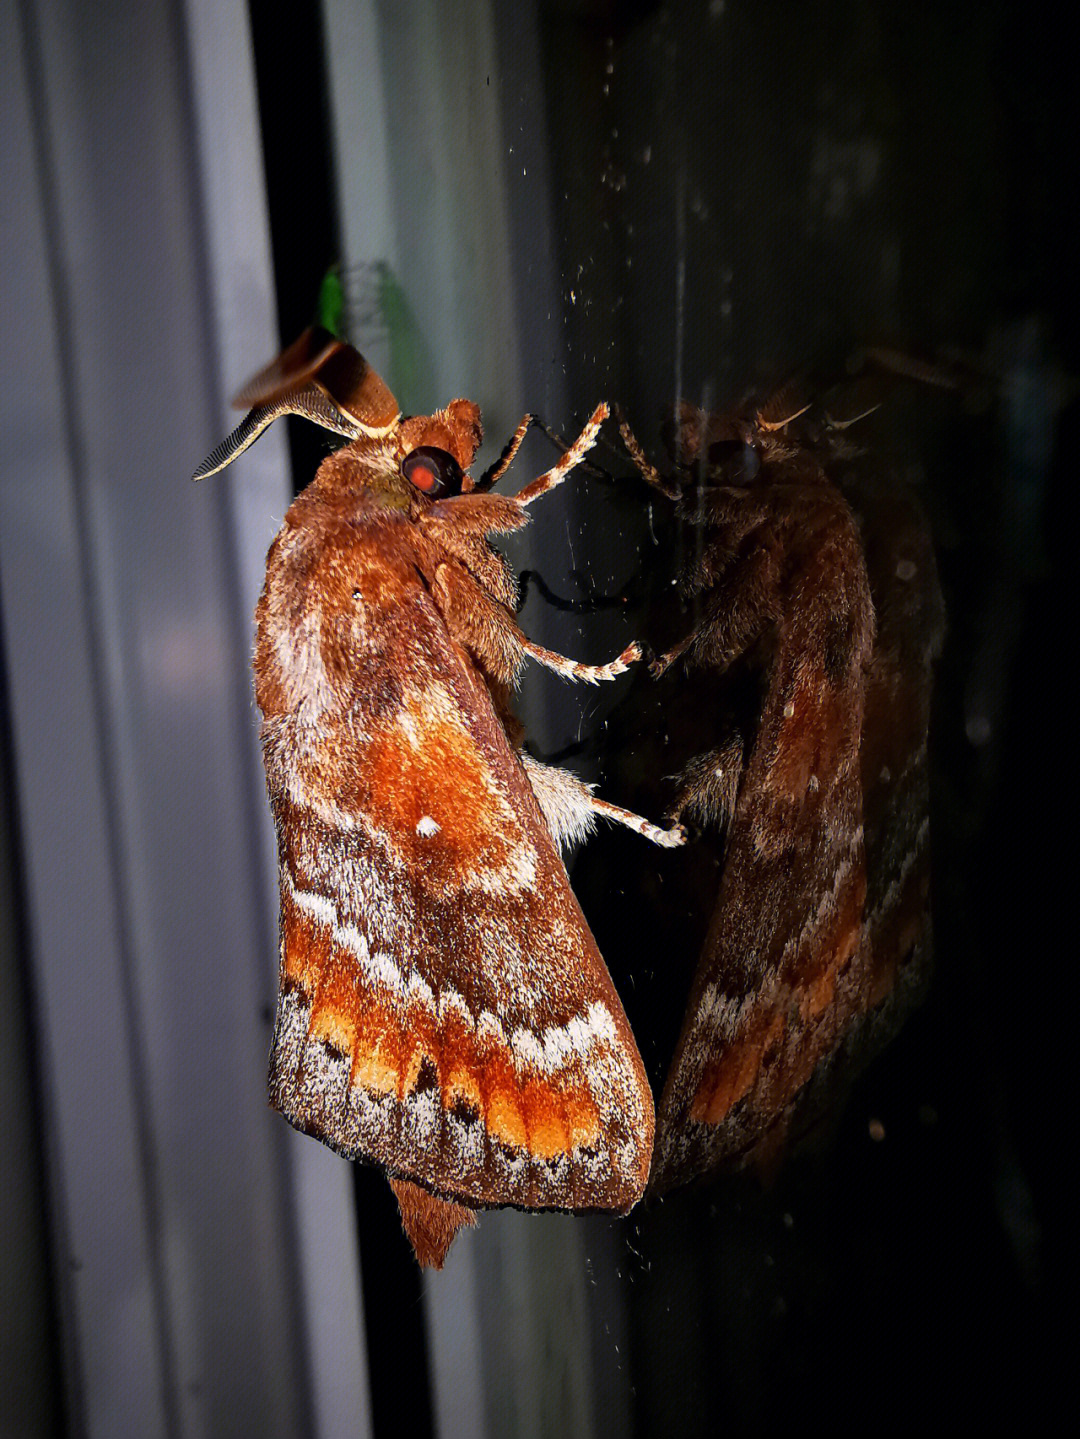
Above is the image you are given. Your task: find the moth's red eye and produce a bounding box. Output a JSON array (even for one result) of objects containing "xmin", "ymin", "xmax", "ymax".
[{"xmin": 401, "ymin": 446, "xmax": 465, "ymax": 498}]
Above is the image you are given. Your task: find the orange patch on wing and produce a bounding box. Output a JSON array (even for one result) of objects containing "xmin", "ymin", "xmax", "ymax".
[
  {"xmin": 358, "ymin": 686, "xmax": 525, "ymax": 879},
  {"xmin": 281, "ymin": 891, "xmax": 602, "ymax": 1159},
  {"xmin": 309, "ymin": 959, "xmax": 362, "ymax": 1043},
  {"xmin": 793, "ymin": 858, "xmax": 866, "ymax": 1005},
  {"xmin": 308, "ymin": 1003, "xmax": 355, "ymax": 1058},
  {"xmin": 469, "ymin": 1012, "xmax": 530, "ymax": 1150},
  {"xmin": 341, "ymin": 989, "xmax": 409, "ymax": 1098},
  {"xmin": 280, "ymin": 886, "xmax": 451, "ymax": 1105},
  {"xmin": 281, "ymin": 899, "xmax": 333, "ymax": 991},
  {"xmin": 563, "ymin": 1086, "xmax": 602, "ymax": 1151},
  {"xmin": 486, "ymin": 1082, "xmax": 529, "ymax": 1150},
  {"xmin": 435, "ymin": 1007, "xmax": 588, "ymax": 1158},
  {"xmin": 433, "ymin": 998, "xmax": 477, "ymax": 1111},
  {"xmin": 691, "ymin": 866, "xmax": 871, "ymax": 1127},
  {"xmin": 803, "ymin": 963, "xmax": 838, "ymax": 1019},
  {"xmin": 692, "ymin": 1042, "xmax": 760, "ymax": 1124},
  {"xmin": 519, "ymin": 1077, "xmax": 569, "ymax": 1160},
  {"xmin": 692, "ymin": 1008, "xmax": 788, "ymax": 1125},
  {"xmin": 444, "ymin": 1064, "xmax": 483, "ymax": 1117},
  {"xmin": 396, "ymin": 992, "xmax": 442, "ymax": 1100},
  {"xmin": 398, "ymin": 1042, "xmax": 428, "ymax": 1098},
  {"xmin": 352, "ymin": 1032, "xmax": 405, "ymax": 1097}
]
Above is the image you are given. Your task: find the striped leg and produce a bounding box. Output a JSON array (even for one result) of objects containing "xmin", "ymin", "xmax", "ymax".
[
  {"xmin": 522, "ymin": 755, "xmax": 686, "ymax": 851},
  {"xmin": 512, "ymin": 404, "xmax": 609, "ymax": 508},
  {"xmin": 432, "ymin": 562, "xmax": 643, "ymax": 688},
  {"xmin": 613, "ymin": 406, "xmax": 681, "ymax": 500},
  {"xmin": 521, "ymin": 636, "xmax": 642, "ymax": 685},
  {"xmin": 474, "ymin": 413, "xmax": 534, "ymax": 492},
  {"xmin": 589, "ymin": 794, "xmax": 686, "ymax": 848}
]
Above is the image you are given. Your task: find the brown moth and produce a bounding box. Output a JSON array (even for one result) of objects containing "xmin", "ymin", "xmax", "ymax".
[
  {"xmin": 618, "ymin": 378, "xmax": 943, "ymax": 1190},
  {"xmin": 195, "ymin": 327, "xmax": 684, "ymax": 1266}
]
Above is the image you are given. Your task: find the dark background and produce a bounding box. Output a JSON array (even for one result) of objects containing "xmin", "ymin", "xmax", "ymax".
[{"xmin": 536, "ymin": 5, "xmax": 1067, "ymax": 1433}]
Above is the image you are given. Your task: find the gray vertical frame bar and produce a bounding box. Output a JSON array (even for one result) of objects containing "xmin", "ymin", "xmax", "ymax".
[
  {"xmin": 2, "ymin": 2, "xmax": 176, "ymax": 1427},
  {"xmin": 1, "ymin": 1, "xmax": 370, "ymax": 1434},
  {"xmin": 183, "ymin": 3, "xmax": 374, "ymax": 1432}
]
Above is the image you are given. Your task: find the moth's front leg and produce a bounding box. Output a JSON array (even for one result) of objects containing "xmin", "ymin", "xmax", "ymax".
[
  {"xmin": 511, "ymin": 404, "xmax": 609, "ymax": 508},
  {"xmin": 431, "ymin": 562, "xmax": 641, "ymax": 687}
]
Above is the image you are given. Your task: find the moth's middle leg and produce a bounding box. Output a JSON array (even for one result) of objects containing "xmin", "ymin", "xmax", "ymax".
[
  {"xmin": 431, "ymin": 562, "xmax": 641, "ymax": 688},
  {"xmin": 522, "ymin": 754, "xmax": 685, "ymax": 850},
  {"xmin": 431, "ymin": 564, "xmax": 684, "ymax": 848}
]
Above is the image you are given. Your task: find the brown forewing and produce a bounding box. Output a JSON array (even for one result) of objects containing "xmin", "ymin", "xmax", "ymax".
[
  {"xmin": 839, "ymin": 463, "xmax": 944, "ymax": 1048},
  {"xmin": 255, "ymin": 455, "xmax": 654, "ymax": 1215}
]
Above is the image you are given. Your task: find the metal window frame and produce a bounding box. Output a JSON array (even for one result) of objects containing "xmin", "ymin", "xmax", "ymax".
[{"xmin": 1, "ymin": 1, "xmax": 369, "ymax": 1433}]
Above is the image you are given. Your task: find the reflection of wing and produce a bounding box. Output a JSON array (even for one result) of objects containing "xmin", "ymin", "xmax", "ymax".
[
  {"xmin": 650, "ymin": 429, "xmax": 943, "ymax": 1191},
  {"xmin": 844, "ymin": 470, "xmax": 944, "ymax": 1042},
  {"xmin": 652, "ymin": 478, "xmax": 874, "ymax": 1188},
  {"xmin": 257, "ymin": 501, "xmax": 653, "ymax": 1213}
]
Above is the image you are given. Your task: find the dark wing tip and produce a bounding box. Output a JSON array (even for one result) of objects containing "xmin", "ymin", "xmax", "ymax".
[
  {"xmin": 231, "ymin": 325, "xmax": 340, "ymax": 409},
  {"xmin": 231, "ymin": 327, "xmax": 400, "ymax": 436}
]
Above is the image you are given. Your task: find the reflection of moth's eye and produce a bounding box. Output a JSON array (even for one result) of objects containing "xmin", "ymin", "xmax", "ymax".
[
  {"xmin": 705, "ymin": 440, "xmax": 761, "ymax": 484},
  {"xmin": 401, "ymin": 446, "xmax": 465, "ymax": 498}
]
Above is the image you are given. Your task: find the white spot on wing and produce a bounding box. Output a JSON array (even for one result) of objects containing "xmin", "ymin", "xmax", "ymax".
[{"xmin": 416, "ymin": 815, "xmax": 440, "ymax": 837}]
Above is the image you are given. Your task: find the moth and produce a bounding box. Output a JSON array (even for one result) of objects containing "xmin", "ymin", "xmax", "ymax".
[
  {"xmin": 618, "ymin": 375, "xmax": 944, "ymax": 1190},
  {"xmin": 194, "ymin": 326, "xmax": 683, "ymax": 1266}
]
